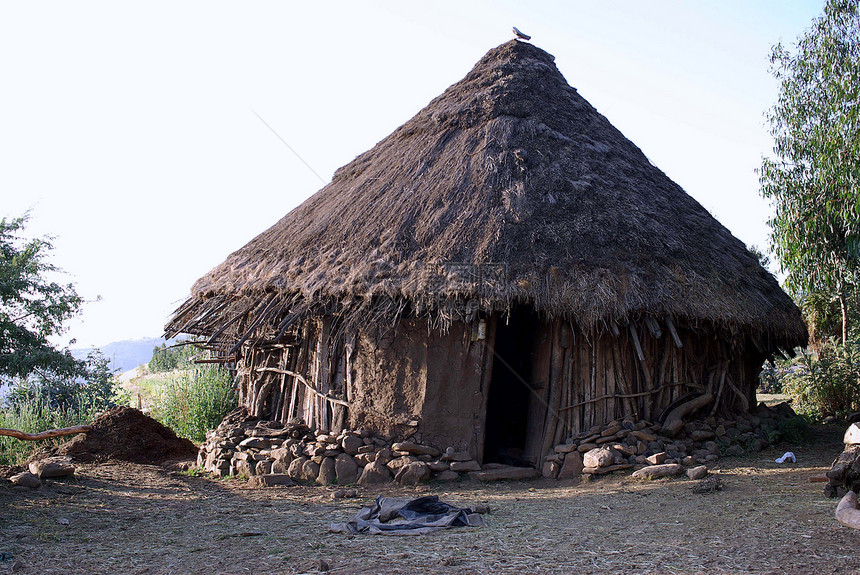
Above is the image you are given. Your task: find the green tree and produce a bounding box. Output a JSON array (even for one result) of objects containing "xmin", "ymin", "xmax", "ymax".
[
  {"xmin": 0, "ymin": 215, "xmax": 84, "ymax": 384},
  {"xmin": 760, "ymin": 0, "xmax": 860, "ymax": 345}
]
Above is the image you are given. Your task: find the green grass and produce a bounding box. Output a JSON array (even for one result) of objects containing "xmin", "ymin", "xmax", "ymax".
[
  {"xmin": 149, "ymin": 365, "xmax": 236, "ymax": 443},
  {"xmin": 0, "ymin": 393, "xmax": 104, "ymax": 466}
]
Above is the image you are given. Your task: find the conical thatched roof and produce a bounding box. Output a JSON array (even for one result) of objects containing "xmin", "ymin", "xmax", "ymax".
[{"xmin": 167, "ymin": 40, "xmax": 806, "ymax": 349}]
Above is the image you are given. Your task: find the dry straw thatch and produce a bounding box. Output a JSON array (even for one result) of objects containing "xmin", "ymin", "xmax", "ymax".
[{"xmin": 167, "ymin": 40, "xmax": 806, "ymax": 350}]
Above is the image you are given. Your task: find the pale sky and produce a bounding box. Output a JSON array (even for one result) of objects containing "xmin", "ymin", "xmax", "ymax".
[{"xmin": 1, "ymin": 1, "xmax": 824, "ymax": 349}]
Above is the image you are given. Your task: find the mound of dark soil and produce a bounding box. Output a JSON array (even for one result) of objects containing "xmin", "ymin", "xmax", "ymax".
[{"xmin": 50, "ymin": 406, "xmax": 196, "ymax": 464}]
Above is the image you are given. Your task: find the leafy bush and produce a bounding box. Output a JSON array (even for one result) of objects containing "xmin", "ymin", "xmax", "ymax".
[
  {"xmin": 150, "ymin": 365, "xmax": 236, "ymax": 443},
  {"xmin": 782, "ymin": 337, "xmax": 860, "ymax": 421},
  {"xmin": 775, "ymin": 415, "xmax": 810, "ymax": 444}
]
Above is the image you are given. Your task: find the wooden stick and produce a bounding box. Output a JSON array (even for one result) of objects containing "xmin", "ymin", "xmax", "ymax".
[
  {"xmin": 255, "ymin": 367, "xmax": 349, "ymax": 407},
  {"xmin": 665, "ymin": 316, "xmax": 683, "ymax": 349},
  {"xmin": 724, "ymin": 373, "xmax": 749, "ymax": 412},
  {"xmin": 0, "ymin": 425, "xmax": 92, "ymax": 441},
  {"xmin": 644, "ymin": 316, "xmax": 663, "ymax": 339},
  {"xmin": 629, "ymin": 322, "xmax": 645, "ymax": 362},
  {"xmin": 559, "ymin": 382, "xmax": 701, "ymax": 410}
]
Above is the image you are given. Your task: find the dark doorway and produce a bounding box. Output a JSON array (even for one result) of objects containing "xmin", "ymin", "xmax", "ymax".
[{"xmin": 482, "ymin": 308, "xmax": 539, "ymax": 466}]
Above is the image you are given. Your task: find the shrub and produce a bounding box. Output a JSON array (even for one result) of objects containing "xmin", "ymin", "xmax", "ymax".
[
  {"xmin": 783, "ymin": 337, "xmax": 860, "ymax": 421},
  {"xmin": 150, "ymin": 365, "xmax": 236, "ymax": 443}
]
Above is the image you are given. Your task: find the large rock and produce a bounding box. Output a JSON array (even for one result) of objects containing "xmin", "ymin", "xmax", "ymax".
[
  {"xmin": 396, "ymin": 462, "xmax": 431, "ymax": 485},
  {"xmin": 357, "ymin": 461, "xmax": 391, "ymax": 485},
  {"xmin": 287, "ymin": 456, "xmax": 308, "ymax": 480},
  {"xmin": 317, "ymin": 457, "xmax": 337, "ymax": 485},
  {"xmin": 845, "ymin": 423, "xmax": 860, "ymax": 445},
  {"xmin": 302, "ymin": 459, "xmax": 321, "ymax": 482},
  {"xmin": 334, "ymin": 453, "xmax": 359, "ymax": 484},
  {"xmin": 583, "ymin": 447, "xmax": 615, "ymax": 469},
  {"xmin": 558, "ymin": 451, "xmax": 584, "ymax": 479},
  {"xmin": 29, "ymin": 457, "xmax": 75, "ymax": 479},
  {"xmin": 341, "ymin": 435, "xmax": 364, "ymax": 455}
]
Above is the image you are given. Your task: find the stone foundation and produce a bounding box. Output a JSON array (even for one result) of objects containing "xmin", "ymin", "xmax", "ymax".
[{"xmin": 199, "ymin": 402, "xmax": 798, "ymax": 486}]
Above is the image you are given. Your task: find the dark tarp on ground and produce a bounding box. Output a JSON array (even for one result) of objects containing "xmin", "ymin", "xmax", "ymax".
[{"xmin": 329, "ymin": 495, "xmax": 486, "ymax": 535}]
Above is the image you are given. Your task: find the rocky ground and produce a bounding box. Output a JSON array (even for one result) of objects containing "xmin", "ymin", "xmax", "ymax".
[{"xmin": 0, "ymin": 424, "xmax": 855, "ymax": 575}]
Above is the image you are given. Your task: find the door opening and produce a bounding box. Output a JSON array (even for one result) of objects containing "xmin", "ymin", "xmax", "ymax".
[{"xmin": 482, "ymin": 308, "xmax": 539, "ymax": 466}]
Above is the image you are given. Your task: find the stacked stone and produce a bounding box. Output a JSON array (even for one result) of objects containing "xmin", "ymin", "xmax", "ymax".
[
  {"xmin": 197, "ymin": 410, "xmax": 487, "ymax": 486},
  {"xmin": 825, "ymin": 423, "xmax": 860, "ymax": 498},
  {"xmin": 544, "ymin": 402, "xmax": 796, "ymax": 479}
]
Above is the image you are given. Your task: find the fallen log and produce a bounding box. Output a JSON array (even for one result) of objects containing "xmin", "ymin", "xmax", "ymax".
[
  {"xmin": 660, "ymin": 391, "xmax": 714, "ymax": 436},
  {"xmin": 0, "ymin": 425, "xmax": 92, "ymax": 441},
  {"xmin": 835, "ymin": 491, "xmax": 860, "ymax": 530}
]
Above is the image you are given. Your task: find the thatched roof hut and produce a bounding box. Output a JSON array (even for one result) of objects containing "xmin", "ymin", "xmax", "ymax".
[{"xmin": 167, "ymin": 40, "xmax": 806, "ymax": 466}]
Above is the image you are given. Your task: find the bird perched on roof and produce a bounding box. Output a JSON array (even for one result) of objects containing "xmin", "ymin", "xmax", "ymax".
[{"xmin": 512, "ymin": 27, "xmax": 531, "ymax": 41}]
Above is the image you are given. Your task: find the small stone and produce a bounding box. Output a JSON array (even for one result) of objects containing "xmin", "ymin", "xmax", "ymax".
[
  {"xmin": 28, "ymin": 457, "xmax": 75, "ymax": 479},
  {"xmin": 331, "ymin": 488, "xmax": 358, "ymax": 499},
  {"xmin": 10, "ymin": 471, "xmax": 41, "ymax": 489},
  {"xmin": 631, "ymin": 430, "xmax": 657, "ymax": 442},
  {"xmin": 582, "ymin": 463, "xmax": 632, "ymax": 475},
  {"xmin": 386, "ymin": 455, "xmax": 418, "ymax": 473},
  {"xmin": 254, "ymin": 460, "xmax": 273, "ymax": 475},
  {"xmin": 542, "ymin": 460, "xmax": 560, "ymax": 478},
  {"xmin": 375, "ymin": 448, "xmax": 392, "ymax": 465},
  {"xmin": 354, "ymin": 453, "xmax": 374, "ymax": 467},
  {"xmin": 449, "ymin": 460, "xmax": 481, "ymax": 472},
  {"xmin": 441, "ymin": 448, "xmax": 473, "ymax": 462},
  {"xmin": 238, "ymin": 437, "xmax": 271, "ymax": 449},
  {"xmin": 553, "ymin": 443, "xmax": 577, "ymax": 454},
  {"xmin": 248, "ymin": 474, "xmax": 295, "ymax": 487},
  {"xmin": 357, "ymin": 444, "xmax": 375, "ymax": 454},
  {"xmin": 427, "ymin": 460, "xmax": 449, "ymax": 472},
  {"xmin": 632, "ymin": 463, "xmax": 684, "ymax": 480},
  {"xmin": 577, "ymin": 442, "xmax": 599, "ymax": 453},
  {"xmin": 434, "ymin": 470, "xmax": 459, "ymax": 481},
  {"xmin": 646, "ymin": 452, "xmax": 668, "ymax": 465},
  {"xmin": 468, "ymin": 467, "xmax": 540, "ymax": 481},
  {"xmin": 691, "ymin": 430, "xmax": 715, "ymax": 442},
  {"xmin": 391, "ymin": 442, "xmax": 441, "ymax": 457},
  {"xmin": 687, "ymin": 465, "xmax": 709, "ymax": 480}
]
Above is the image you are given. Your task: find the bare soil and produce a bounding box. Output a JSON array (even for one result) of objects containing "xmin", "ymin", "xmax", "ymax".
[{"xmin": 1, "ymin": 425, "xmax": 856, "ymax": 575}]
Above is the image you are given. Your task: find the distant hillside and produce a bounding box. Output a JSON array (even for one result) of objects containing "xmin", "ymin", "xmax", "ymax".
[{"xmin": 71, "ymin": 337, "xmax": 177, "ymax": 373}]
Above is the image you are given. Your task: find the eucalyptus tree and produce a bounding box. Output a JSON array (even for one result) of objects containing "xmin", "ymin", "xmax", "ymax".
[{"xmin": 761, "ymin": 0, "xmax": 860, "ymax": 344}]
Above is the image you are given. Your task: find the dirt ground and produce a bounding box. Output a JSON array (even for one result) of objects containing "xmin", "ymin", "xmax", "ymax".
[{"xmin": 1, "ymin": 425, "xmax": 857, "ymax": 575}]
